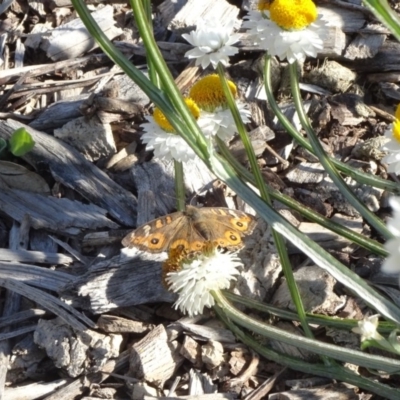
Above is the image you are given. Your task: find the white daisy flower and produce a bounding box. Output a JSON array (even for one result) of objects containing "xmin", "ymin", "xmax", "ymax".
[
  {"xmin": 165, "ymin": 246, "xmax": 242, "ymax": 317},
  {"xmin": 352, "ymin": 314, "xmax": 382, "ymax": 342},
  {"xmin": 141, "ymin": 98, "xmax": 200, "ymax": 163},
  {"xmin": 382, "ymin": 197, "xmax": 400, "ymax": 279},
  {"xmin": 242, "ymin": 0, "xmax": 328, "ymax": 64},
  {"xmin": 198, "ymin": 103, "xmax": 251, "ymax": 141},
  {"xmin": 141, "ymin": 117, "xmax": 197, "ymax": 163},
  {"xmin": 381, "ymin": 118, "xmax": 400, "ymax": 175},
  {"xmin": 188, "ymin": 74, "xmax": 251, "ymax": 141},
  {"xmin": 182, "ymin": 18, "xmax": 241, "ymax": 69}
]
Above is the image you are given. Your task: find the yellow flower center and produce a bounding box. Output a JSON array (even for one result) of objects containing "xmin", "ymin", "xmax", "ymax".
[
  {"xmin": 270, "ymin": 0, "xmax": 317, "ymax": 30},
  {"xmin": 393, "ymin": 119, "xmax": 400, "ymax": 144},
  {"xmin": 189, "ymin": 74, "xmax": 237, "ymax": 112},
  {"xmin": 153, "ymin": 98, "xmax": 200, "ymax": 132},
  {"xmin": 257, "ymin": 0, "xmax": 272, "ymax": 11}
]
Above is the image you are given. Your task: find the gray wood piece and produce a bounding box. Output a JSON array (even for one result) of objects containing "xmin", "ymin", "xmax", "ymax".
[
  {"xmin": 128, "ymin": 324, "xmax": 184, "ymax": 387},
  {"xmin": 41, "ymin": 5, "xmax": 123, "ymax": 61},
  {"xmin": 66, "ymin": 251, "xmax": 175, "ymax": 314},
  {"xmin": 131, "ymin": 158, "xmax": 215, "ymax": 226},
  {"xmin": 0, "ymin": 279, "xmax": 96, "ymax": 331},
  {"xmin": 29, "ymin": 96, "xmax": 89, "ymax": 132},
  {"xmin": 0, "ymin": 249, "xmax": 73, "ymax": 264},
  {"xmin": 54, "ymin": 116, "xmax": 116, "ymax": 162},
  {"xmin": 0, "ymin": 309, "xmax": 46, "ymax": 330},
  {"xmin": 0, "ymin": 262, "xmax": 73, "ymax": 291},
  {"xmin": 0, "ymin": 187, "xmax": 119, "ymax": 233},
  {"xmin": 97, "ymin": 315, "xmax": 154, "ymax": 334},
  {"xmin": 158, "ymin": 0, "xmax": 240, "ymax": 34},
  {"xmin": 4, "ymin": 379, "xmax": 69, "ymax": 400},
  {"xmin": 0, "ymin": 120, "xmax": 137, "ymax": 226}
]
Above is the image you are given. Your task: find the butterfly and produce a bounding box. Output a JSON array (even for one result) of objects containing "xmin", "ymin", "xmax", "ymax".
[{"xmin": 122, "ymin": 205, "xmax": 257, "ymax": 253}]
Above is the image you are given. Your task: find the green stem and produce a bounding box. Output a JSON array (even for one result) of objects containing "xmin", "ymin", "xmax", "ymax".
[
  {"xmin": 289, "ymin": 62, "xmax": 392, "ymax": 239},
  {"xmin": 363, "ymin": 0, "xmax": 400, "ymax": 41},
  {"xmin": 214, "ymin": 303, "xmax": 400, "ymax": 400},
  {"xmin": 130, "ymin": 0, "xmax": 209, "ymax": 157},
  {"xmin": 217, "ymin": 65, "xmax": 314, "ymax": 341},
  {"xmin": 264, "ymin": 57, "xmax": 400, "ymax": 194},
  {"xmin": 213, "ymin": 290, "xmax": 400, "ymax": 373},
  {"xmin": 223, "ymin": 291, "xmax": 397, "ymax": 334},
  {"xmin": 217, "ymin": 138, "xmax": 387, "ymax": 257}
]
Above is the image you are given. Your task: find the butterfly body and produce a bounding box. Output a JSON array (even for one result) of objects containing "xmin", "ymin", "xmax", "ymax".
[{"xmin": 122, "ymin": 205, "xmax": 256, "ymax": 253}]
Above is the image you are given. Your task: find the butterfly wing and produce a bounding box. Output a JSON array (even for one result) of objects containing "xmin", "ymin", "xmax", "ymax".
[
  {"xmin": 192, "ymin": 207, "xmax": 257, "ymax": 250},
  {"xmin": 122, "ymin": 211, "xmax": 188, "ymax": 253}
]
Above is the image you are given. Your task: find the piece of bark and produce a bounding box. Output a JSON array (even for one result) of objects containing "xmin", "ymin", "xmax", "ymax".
[
  {"xmin": 172, "ymin": 320, "xmax": 236, "ymax": 344},
  {"xmin": 29, "ymin": 95, "xmax": 90, "ymax": 132},
  {"xmin": 54, "ymin": 116, "xmax": 116, "ymax": 162},
  {"xmin": 97, "ymin": 315, "xmax": 155, "ymax": 334},
  {"xmin": 41, "ymin": 5, "xmax": 123, "ymax": 61},
  {"xmin": 180, "ymin": 335, "xmax": 202, "ymax": 368},
  {"xmin": 344, "ymin": 27, "xmax": 386, "ymax": 60},
  {"xmin": 305, "ymin": 61, "xmax": 356, "ymax": 93},
  {"xmin": 128, "ymin": 324, "xmax": 184, "ymax": 387},
  {"xmin": 42, "ymin": 349, "xmax": 130, "ymax": 400},
  {"xmin": 0, "ymin": 262, "xmax": 72, "ymax": 291},
  {"xmin": 272, "ymin": 266, "xmax": 345, "ymax": 314},
  {"xmin": 0, "ymin": 120, "xmax": 137, "ymax": 226},
  {"xmin": 316, "ymin": 175, "xmax": 383, "ymax": 216},
  {"xmin": 81, "ymin": 229, "xmax": 128, "ymax": 248},
  {"xmin": 34, "ymin": 317, "xmax": 122, "ymax": 377},
  {"xmin": 351, "ymin": 40, "xmax": 400, "ymax": 72},
  {"xmin": 285, "ymin": 162, "xmax": 325, "ymax": 184},
  {"xmin": 0, "ymin": 249, "xmax": 73, "ymax": 265},
  {"xmin": 287, "ymin": 216, "xmax": 363, "ymax": 254},
  {"xmin": 9, "ymin": 333, "xmax": 47, "ymax": 379},
  {"xmin": 0, "ymin": 279, "xmax": 95, "ymax": 331},
  {"xmin": 4, "ymin": 379, "xmax": 69, "ymax": 400},
  {"xmin": 66, "ymin": 251, "xmax": 175, "ymax": 314},
  {"xmin": 0, "ymin": 187, "xmax": 119, "ymax": 233},
  {"xmin": 268, "ymin": 385, "xmax": 359, "ymax": 400},
  {"xmin": 0, "ymin": 309, "xmax": 46, "ymax": 331},
  {"xmin": 201, "ymin": 340, "xmax": 224, "ymax": 369},
  {"xmin": 130, "ymin": 158, "xmax": 215, "ymax": 226},
  {"xmin": 158, "ymin": 0, "xmax": 240, "ymax": 34}
]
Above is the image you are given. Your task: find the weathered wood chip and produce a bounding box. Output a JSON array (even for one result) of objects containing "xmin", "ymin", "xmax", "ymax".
[
  {"xmin": 97, "ymin": 315, "xmax": 155, "ymax": 334},
  {"xmin": 41, "ymin": 5, "xmax": 123, "ymax": 61},
  {"xmin": 0, "ymin": 161, "xmax": 50, "ymax": 193},
  {"xmin": 128, "ymin": 324, "xmax": 184, "ymax": 386},
  {"xmin": 0, "ymin": 120, "xmax": 137, "ymax": 226},
  {"xmin": 0, "ymin": 188, "xmax": 119, "ymax": 233},
  {"xmin": 68, "ymin": 252, "xmax": 175, "ymax": 314},
  {"xmin": 54, "ymin": 116, "xmax": 116, "ymax": 162}
]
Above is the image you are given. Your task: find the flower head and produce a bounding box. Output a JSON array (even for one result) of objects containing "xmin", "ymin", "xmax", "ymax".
[
  {"xmin": 189, "ymin": 74, "xmax": 251, "ymax": 141},
  {"xmin": 141, "ymin": 98, "xmax": 199, "ymax": 163},
  {"xmin": 352, "ymin": 314, "xmax": 382, "ymax": 342},
  {"xmin": 242, "ymin": 0, "xmax": 328, "ymax": 64},
  {"xmin": 381, "ymin": 104, "xmax": 400, "ymax": 174},
  {"xmin": 163, "ymin": 243, "xmax": 242, "ymax": 316},
  {"xmin": 182, "ymin": 18, "xmax": 241, "ymax": 69}
]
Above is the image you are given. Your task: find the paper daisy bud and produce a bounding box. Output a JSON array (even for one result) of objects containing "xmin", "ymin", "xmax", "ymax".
[
  {"xmin": 189, "ymin": 74, "xmax": 251, "ymax": 141},
  {"xmin": 182, "ymin": 18, "xmax": 241, "ymax": 69},
  {"xmin": 381, "ymin": 104, "xmax": 400, "ymax": 175},
  {"xmin": 242, "ymin": 0, "xmax": 328, "ymax": 64},
  {"xmin": 352, "ymin": 314, "xmax": 383, "ymax": 342},
  {"xmin": 382, "ymin": 196, "xmax": 400, "ymax": 281},
  {"xmin": 141, "ymin": 98, "xmax": 200, "ymax": 163},
  {"xmin": 163, "ymin": 243, "xmax": 243, "ymax": 317}
]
